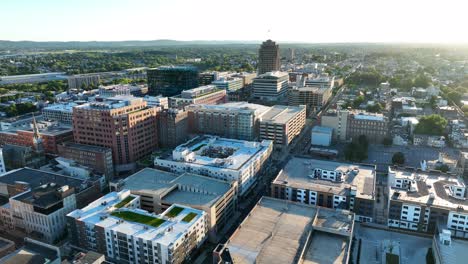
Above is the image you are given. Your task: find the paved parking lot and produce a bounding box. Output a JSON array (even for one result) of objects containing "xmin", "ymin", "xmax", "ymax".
[
  {"xmin": 365, "ymin": 144, "xmax": 459, "ymax": 171},
  {"xmin": 353, "ymin": 224, "xmax": 432, "ymax": 264}
]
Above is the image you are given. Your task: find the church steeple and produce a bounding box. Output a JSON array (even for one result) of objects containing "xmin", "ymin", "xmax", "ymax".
[{"xmin": 31, "ymin": 114, "xmax": 43, "ymax": 152}]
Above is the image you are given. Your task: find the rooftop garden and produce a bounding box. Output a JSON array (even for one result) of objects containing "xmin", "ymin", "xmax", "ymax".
[
  {"xmin": 182, "ymin": 212, "xmax": 197, "ymax": 223},
  {"xmin": 192, "ymin": 143, "xmax": 207, "ymax": 152},
  {"xmin": 166, "ymin": 206, "xmax": 184, "ymax": 218},
  {"xmin": 111, "ymin": 211, "xmax": 166, "ymax": 228},
  {"xmin": 114, "ymin": 196, "xmax": 135, "ymax": 209}
]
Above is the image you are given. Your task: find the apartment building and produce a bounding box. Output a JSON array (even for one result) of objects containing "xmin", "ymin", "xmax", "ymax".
[
  {"xmin": 288, "ymin": 86, "xmax": 332, "ymax": 112},
  {"xmin": 257, "ymin": 39, "xmax": 280, "ymax": 75},
  {"xmin": 169, "ymin": 85, "xmax": 226, "ymax": 109},
  {"xmin": 154, "ymin": 136, "xmax": 273, "ymax": 196},
  {"xmin": 42, "ymin": 103, "xmax": 77, "ymax": 124},
  {"xmin": 67, "ymin": 190, "xmax": 208, "ymax": 264},
  {"xmin": 271, "ymin": 157, "xmax": 377, "ymax": 222},
  {"xmin": 110, "ymin": 168, "xmax": 237, "ymax": 242},
  {"xmin": 252, "ymin": 71, "xmax": 289, "ymax": 101},
  {"xmin": 259, "ymin": 105, "xmax": 306, "ymax": 149},
  {"xmin": 157, "ymin": 108, "xmax": 189, "ymax": 148},
  {"xmin": 387, "ymin": 167, "xmax": 468, "ymax": 237},
  {"xmin": 147, "ymin": 66, "xmax": 199, "ymax": 96},
  {"xmin": 57, "ymin": 142, "xmax": 114, "ymax": 180},
  {"xmin": 68, "ymin": 74, "xmax": 100, "ymax": 89},
  {"xmin": 72, "ymin": 96, "xmax": 158, "ymax": 172},
  {"xmin": 187, "ymin": 102, "xmax": 270, "ymax": 141}
]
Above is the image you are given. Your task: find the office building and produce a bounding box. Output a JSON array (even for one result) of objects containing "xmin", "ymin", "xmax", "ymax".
[
  {"xmin": 271, "ymin": 157, "xmax": 376, "ymax": 222},
  {"xmin": 143, "ymin": 95, "xmax": 169, "ymax": 109},
  {"xmin": 0, "ymin": 167, "xmax": 103, "ymax": 209},
  {"xmin": 187, "ymin": 102, "xmax": 270, "ymax": 141},
  {"xmin": 198, "ymin": 71, "xmax": 230, "ymax": 86},
  {"xmin": 0, "ymin": 113, "xmax": 44, "ymax": 131},
  {"xmin": 252, "ymin": 71, "xmax": 289, "ymax": 101},
  {"xmin": 460, "ymin": 152, "xmax": 468, "ymax": 178},
  {"xmin": 5, "ymin": 182, "xmax": 77, "ymax": 243},
  {"xmin": 212, "ymin": 77, "xmax": 243, "ymax": 91},
  {"xmin": 67, "ymin": 190, "xmax": 208, "ymax": 264},
  {"xmin": 0, "ymin": 148, "xmax": 6, "ymax": 175},
  {"xmin": 157, "ymin": 108, "xmax": 189, "ymax": 148},
  {"xmin": 320, "ymin": 110, "xmax": 388, "ymax": 143},
  {"xmin": 0, "ymin": 238, "xmax": 61, "ymax": 264},
  {"xmin": 232, "ymin": 72, "xmax": 256, "ymax": 86},
  {"xmin": 154, "ymin": 136, "xmax": 273, "ymax": 196},
  {"xmin": 305, "ymin": 76, "xmax": 335, "ymax": 89},
  {"xmin": 72, "ymin": 96, "xmax": 158, "ymax": 172},
  {"xmin": 288, "ymin": 86, "xmax": 333, "ymax": 112},
  {"xmin": 110, "ymin": 168, "xmax": 237, "ymax": 242},
  {"xmin": 259, "ymin": 105, "xmax": 306, "ymax": 148},
  {"xmin": 42, "ymin": 103, "xmax": 77, "ymax": 124},
  {"xmin": 147, "ymin": 66, "xmax": 199, "ymax": 96},
  {"xmin": 169, "ymin": 85, "xmax": 226, "ymax": 108},
  {"xmin": 213, "ymin": 197, "xmax": 354, "ymax": 264},
  {"xmin": 387, "ymin": 167, "xmax": 468, "ymax": 236},
  {"xmin": 257, "ymin": 39, "xmax": 280, "ymax": 75},
  {"xmin": 68, "ymin": 74, "xmax": 100, "ymax": 90},
  {"xmin": 321, "ymin": 110, "xmax": 349, "ymax": 141},
  {"xmin": 0, "ymin": 122, "xmax": 73, "ymax": 155},
  {"xmin": 347, "ymin": 111, "xmax": 389, "ymax": 143},
  {"xmin": 311, "ymin": 126, "xmax": 333, "ymax": 147},
  {"xmin": 98, "ymin": 84, "xmax": 148, "ymax": 98},
  {"xmin": 57, "ymin": 142, "xmax": 114, "ymax": 179}
]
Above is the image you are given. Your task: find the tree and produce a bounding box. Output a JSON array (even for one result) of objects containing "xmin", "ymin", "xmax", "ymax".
[
  {"xmin": 344, "ymin": 135, "xmax": 369, "ymax": 162},
  {"xmin": 446, "ymin": 90, "xmax": 462, "ymax": 106},
  {"xmin": 353, "ymin": 95, "xmax": 365, "ymax": 108},
  {"xmin": 392, "ymin": 152, "xmax": 405, "ymax": 165},
  {"xmin": 436, "ymin": 164, "xmax": 449, "ymax": 173},
  {"xmin": 414, "ymin": 114, "xmax": 447, "ymax": 136},
  {"xmin": 366, "ymin": 102, "xmax": 383, "ymax": 113},
  {"xmin": 413, "ymin": 74, "xmax": 431, "ymax": 88}
]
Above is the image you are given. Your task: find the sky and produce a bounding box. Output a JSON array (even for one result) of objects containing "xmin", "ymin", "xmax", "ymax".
[{"xmin": 1, "ymin": 0, "xmax": 468, "ymax": 43}]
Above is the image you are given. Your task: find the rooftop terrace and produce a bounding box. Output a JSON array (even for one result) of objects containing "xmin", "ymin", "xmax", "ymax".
[{"xmin": 273, "ymin": 157, "xmax": 376, "ymax": 199}]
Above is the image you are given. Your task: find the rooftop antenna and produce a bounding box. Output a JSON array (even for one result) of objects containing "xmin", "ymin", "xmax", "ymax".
[{"xmin": 267, "ymin": 29, "xmax": 272, "ymax": 40}]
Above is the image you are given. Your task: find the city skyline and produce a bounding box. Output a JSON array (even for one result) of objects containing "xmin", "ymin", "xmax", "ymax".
[{"xmin": 1, "ymin": 0, "xmax": 468, "ymax": 43}]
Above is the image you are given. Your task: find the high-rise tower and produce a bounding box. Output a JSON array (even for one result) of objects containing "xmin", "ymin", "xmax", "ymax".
[{"xmin": 258, "ymin": 39, "xmax": 280, "ymax": 75}]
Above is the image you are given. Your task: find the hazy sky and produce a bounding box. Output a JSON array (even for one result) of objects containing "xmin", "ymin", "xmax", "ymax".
[{"xmin": 1, "ymin": 0, "xmax": 468, "ymax": 43}]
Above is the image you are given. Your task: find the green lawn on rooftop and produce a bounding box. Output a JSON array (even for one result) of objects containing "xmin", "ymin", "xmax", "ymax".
[
  {"xmin": 114, "ymin": 196, "xmax": 135, "ymax": 209},
  {"xmin": 182, "ymin": 212, "xmax": 197, "ymax": 223},
  {"xmin": 111, "ymin": 211, "xmax": 166, "ymax": 228},
  {"xmin": 166, "ymin": 206, "xmax": 184, "ymax": 218}
]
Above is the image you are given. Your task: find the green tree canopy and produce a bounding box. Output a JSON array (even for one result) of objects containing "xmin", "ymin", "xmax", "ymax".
[
  {"xmin": 392, "ymin": 152, "xmax": 405, "ymax": 165},
  {"xmin": 414, "ymin": 114, "xmax": 447, "ymax": 136}
]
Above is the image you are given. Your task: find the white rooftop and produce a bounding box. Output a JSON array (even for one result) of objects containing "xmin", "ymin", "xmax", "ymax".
[
  {"xmin": 68, "ymin": 190, "xmax": 205, "ymax": 246},
  {"xmin": 43, "ymin": 103, "xmax": 77, "ymax": 113}
]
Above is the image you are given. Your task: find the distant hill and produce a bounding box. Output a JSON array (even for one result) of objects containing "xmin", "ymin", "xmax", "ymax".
[{"xmin": 0, "ymin": 39, "xmax": 262, "ymax": 50}]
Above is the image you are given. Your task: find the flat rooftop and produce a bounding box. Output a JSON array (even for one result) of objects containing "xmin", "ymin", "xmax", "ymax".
[
  {"xmin": 260, "ymin": 105, "xmax": 305, "ymax": 124},
  {"xmin": 118, "ymin": 168, "xmax": 233, "ymax": 208},
  {"xmin": 273, "ymin": 157, "xmax": 376, "ymax": 199},
  {"xmin": 0, "ymin": 168, "xmax": 85, "ymax": 191},
  {"xmin": 389, "ymin": 167, "xmax": 468, "ymax": 210},
  {"xmin": 42, "ymin": 103, "xmax": 77, "ymax": 113},
  {"xmin": 435, "ymin": 235, "xmax": 468, "ymax": 264},
  {"xmin": 226, "ymin": 197, "xmax": 316, "ymax": 264},
  {"xmin": 312, "ymin": 126, "xmax": 333, "ymax": 134},
  {"xmin": 189, "ymin": 101, "xmax": 270, "ymax": 115},
  {"xmin": 59, "ymin": 142, "xmax": 111, "ymax": 153},
  {"xmin": 162, "ymin": 136, "xmax": 272, "ymax": 171},
  {"xmin": 225, "ymin": 197, "xmax": 353, "ymax": 264},
  {"xmin": 76, "ymin": 96, "xmax": 143, "ymax": 110},
  {"xmin": 303, "ymin": 232, "xmax": 348, "ymax": 264}
]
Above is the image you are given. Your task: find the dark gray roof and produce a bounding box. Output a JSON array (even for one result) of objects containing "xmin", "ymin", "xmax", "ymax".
[{"xmin": 0, "ymin": 168, "xmax": 85, "ymax": 190}]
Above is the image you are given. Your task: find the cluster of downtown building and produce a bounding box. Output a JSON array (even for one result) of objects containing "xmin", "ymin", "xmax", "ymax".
[{"xmin": 1, "ymin": 40, "xmax": 466, "ymax": 264}]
